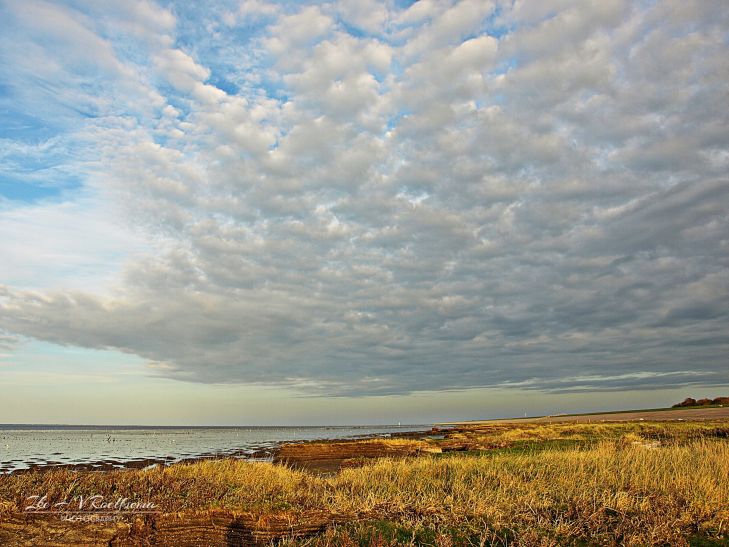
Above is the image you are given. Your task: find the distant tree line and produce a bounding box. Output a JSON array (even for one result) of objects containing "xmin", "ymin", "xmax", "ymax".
[{"xmin": 672, "ymin": 396, "xmax": 729, "ymax": 408}]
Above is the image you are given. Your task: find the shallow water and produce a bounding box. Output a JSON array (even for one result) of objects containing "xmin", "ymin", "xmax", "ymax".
[{"xmin": 0, "ymin": 424, "xmax": 428, "ymax": 473}]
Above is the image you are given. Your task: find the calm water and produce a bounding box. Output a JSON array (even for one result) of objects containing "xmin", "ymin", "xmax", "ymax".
[{"xmin": 0, "ymin": 424, "xmax": 428, "ymax": 473}]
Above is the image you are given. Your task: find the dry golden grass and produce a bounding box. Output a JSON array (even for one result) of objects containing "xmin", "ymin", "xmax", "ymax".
[
  {"xmin": 436, "ymin": 420, "xmax": 729, "ymax": 451},
  {"xmin": 318, "ymin": 439, "xmax": 729, "ymax": 545},
  {"xmin": 1, "ymin": 421, "xmax": 728, "ymax": 545}
]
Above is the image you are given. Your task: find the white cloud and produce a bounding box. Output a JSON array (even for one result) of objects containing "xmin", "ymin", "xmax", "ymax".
[
  {"xmin": 337, "ymin": 0, "xmax": 390, "ymax": 34},
  {"xmin": 0, "ymin": 196, "xmax": 150, "ymax": 291},
  {"xmin": 153, "ymin": 48, "xmax": 211, "ymax": 92},
  {"xmin": 5, "ymin": 0, "xmax": 123, "ymax": 72},
  {"xmin": 0, "ymin": 0, "xmax": 727, "ymax": 397},
  {"xmin": 237, "ymin": 0, "xmax": 279, "ymax": 21},
  {"xmin": 264, "ymin": 5, "xmax": 334, "ymax": 59},
  {"xmin": 402, "ymin": 0, "xmax": 495, "ymax": 60}
]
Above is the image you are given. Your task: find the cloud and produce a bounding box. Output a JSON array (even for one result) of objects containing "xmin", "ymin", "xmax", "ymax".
[
  {"xmin": 232, "ymin": 0, "xmax": 280, "ymax": 24},
  {"xmin": 337, "ymin": 0, "xmax": 390, "ymax": 34},
  {"xmin": 0, "ymin": 194, "xmax": 150, "ymax": 291},
  {"xmin": 264, "ymin": 5, "xmax": 334, "ymax": 60},
  {"xmin": 0, "ymin": 0, "xmax": 727, "ymax": 396},
  {"xmin": 0, "ymin": 332, "xmax": 17, "ymax": 351}
]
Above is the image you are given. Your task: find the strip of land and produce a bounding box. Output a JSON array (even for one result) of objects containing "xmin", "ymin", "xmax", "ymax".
[
  {"xmin": 1, "ymin": 415, "xmax": 728, "ymax": 545},
  {"xmin": 442, "ymin": 404, "xmax": 729, "ymax": 424}
]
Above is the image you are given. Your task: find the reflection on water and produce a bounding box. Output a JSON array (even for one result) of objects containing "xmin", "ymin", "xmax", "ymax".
[{"xmin": 0, "ymin": 424, "xmax": 427, "ymax": 473}]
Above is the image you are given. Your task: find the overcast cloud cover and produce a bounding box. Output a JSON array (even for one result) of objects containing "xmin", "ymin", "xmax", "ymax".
[{"xmin": 0, "ymin": 0, "xmax": 727, "ymax": 398}]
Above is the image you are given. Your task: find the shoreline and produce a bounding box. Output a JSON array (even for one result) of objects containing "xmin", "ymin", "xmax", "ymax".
[
  {"xmin": 7, "ymin": 406, "xmax": 729, "ymax": 475},
  {"xmin": 1, "ymin": 426, "xmax": 439, "ymax": 476}
]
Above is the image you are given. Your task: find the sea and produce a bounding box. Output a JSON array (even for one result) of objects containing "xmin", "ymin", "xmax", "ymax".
[{"xmin": 0, "ymin": 424, "xmax": 429, "ymax": 473}]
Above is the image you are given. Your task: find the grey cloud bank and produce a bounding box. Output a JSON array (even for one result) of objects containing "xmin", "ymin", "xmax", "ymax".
[{"xmin": 0, "ymin": 0, "xmax": 727, "ymax": 396}]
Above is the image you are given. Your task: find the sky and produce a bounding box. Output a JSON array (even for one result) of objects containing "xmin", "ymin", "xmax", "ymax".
[{"xmin": 0, "ymin": 0, "xmax": 727, "ymax": 425}]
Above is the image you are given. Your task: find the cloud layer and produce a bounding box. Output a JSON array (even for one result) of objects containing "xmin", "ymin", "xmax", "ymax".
[{"xmin": 1, "ymin": 0, "xmax": 728, "ymax": 395}]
